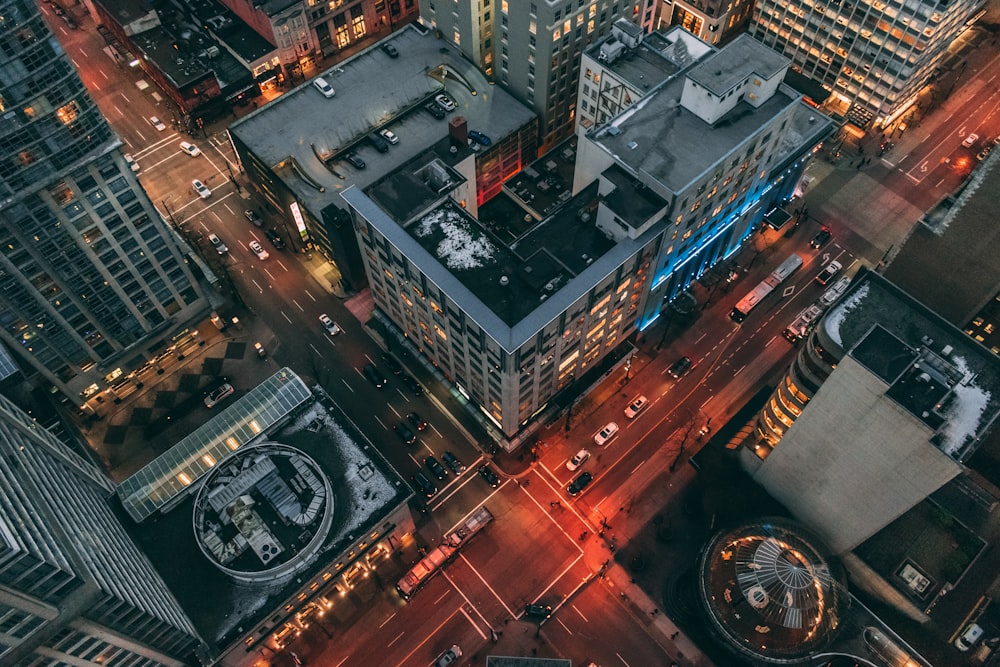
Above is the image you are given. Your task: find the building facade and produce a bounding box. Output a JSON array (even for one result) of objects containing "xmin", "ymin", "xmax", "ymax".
[
  {"xmin": 749, "ymin": 0, "xmax": 984, "ymax": 127},
  {"xmin": 0, "ymin": 393, "xmax": 202, "ymax": 665},
  {"xmin": 655, "ymin": 0, "xmax": 754, "ymax": 46},
  {"xmin": 1, "ymin": 0, "xmax": 209, "ymax": 406}
]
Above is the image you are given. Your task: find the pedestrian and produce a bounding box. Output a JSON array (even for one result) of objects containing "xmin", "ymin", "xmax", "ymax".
[{"xmin": 670, "ymin": 631, "xmax": 680, "ymax": 640}]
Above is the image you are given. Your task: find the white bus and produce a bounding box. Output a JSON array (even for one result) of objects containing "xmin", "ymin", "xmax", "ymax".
[{"xmin": 730, "ymin": 253, "xmax": 803, "ymax": 323}]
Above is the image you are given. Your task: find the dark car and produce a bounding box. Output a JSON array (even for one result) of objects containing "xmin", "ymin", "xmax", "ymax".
[
  {"xmin": 667, "ymin": 356, "xmax": 693, "ymax": 379},
  {"xmin": 412, "ymin": 472, "xmax": 437, "ymax": 498},
  {"xmin": 524, "ymin": 603, "xmax": 552, "ymax": 621},
  {"xmin": 264, "ymin": 228, "xmax": 285, "ymax": 249},
  {"xmin": 442, "ymin": 451, "xmax": 466, "ymax": 474},
  {"xmin": 394, "ymin": 422, "xmax": 416, "ymax": 445},
  {"xmin": 244, "ymin": 209, "xmax": 263, "ymax": 226},
  {"xmin": 344, "ymin": 152, "xmax": 366, "ymax": 169},
  {"xmin": 380, "ymin": 352, "xmax": 403, "ymax": 375},
  {"xmin": 401, "ymin": 374, "xmax": 423, "ymax": 396},
  {"xmin": 810, "ymin": 226, "xmax": 832, "ymax": 249},
  {"xmin": 425, "ymin": 456, "xmax": 447, "ymax": 480},
  {"xmin": 363, "ymin": 363, "xmax": 387, "ymax": 388},
  {"xmin": 478, "ymin": 465, "xmax": 500, "ymax": 488},
  {"xmin": 407, "ymin": 411, "xmax": 428, "ymax": 431},
  {"xmin": 425, "ymin": 102, "xmax": 446, "ymax": 119},
  {"xmin": 381, "ymin": 42, "xmax": 399, "ymax": 58},
  {"xmin": 566, "ymin": 471, "xmax": 593, "ymax": 496},
  {"xmin": 369, "ymin": 133, "xmax": 389, "ymax": 153},
  {"xmin": 468, "ymin": 130, "xmax": 492, "ymax": 146}
]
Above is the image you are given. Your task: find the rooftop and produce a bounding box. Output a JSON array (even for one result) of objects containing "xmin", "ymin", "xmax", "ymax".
[
  {"xmin": 600, "ymin": 163, "xmax": 668, "ymax": 228},
  {"xmin": 687, "ymin": 34, "xmax": 790, "ymax": 97},
  {"xmin": 230, "ymin": 24, "xmax": 535, "ymax": 218},
  {"xmin": 582, "ymin": 28, "xmax": 697, "ymax": 93},
  {"xmin": 188, "ymin": 0, "xmax": 275, "ymax": 63}
]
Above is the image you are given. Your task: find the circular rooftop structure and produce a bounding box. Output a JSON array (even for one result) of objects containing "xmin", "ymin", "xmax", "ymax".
[
  {"xmin": 193, "ymin": 442, "xmax": 334, "ymax": 583},
  {"xmin": 699, "ymin": 518, "xmax": 848, "ymax": 664}
]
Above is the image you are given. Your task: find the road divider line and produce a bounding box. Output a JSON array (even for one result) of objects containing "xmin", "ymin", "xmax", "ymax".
[
  {"xmin": 458, "ymin": 553, "xmax": 516, "ymax": 618},
  {"xmin": 520, "ymin": 471, "xmax": 587, "ymax": 550},
  {"xmin": 374, "ymin": 415, "xmax": 386, "ymax": 430},
  {"xmin": 252, "ymin": 279, "xmax": 263, "ymax": 294},
  {"xmin": 304, "ymin": 289, "xmax": 316, "ymax": 301},
  {"xmin": 700, "ymin": 396, "xmax": 713, "ymax": 409},
  {"xmin": 630, "ymin": 461, "xmax": 644, "ymax": 475},
  {"xmin": 281, "ymin": 311, "xmax": 292, "ymax": 323},
  {"xmin": 386, "ymin": 631, "xmax": 405, "ymax": 648},
  {"xmin": 460, "ymin": 607, "xmax": 488, "ymax": 640},
  {"xmin": 556, "ymin": 618, "xmax": 573, "ymax": 635},
  {"xmin": 616, "ymin": 652, "xmax": 631, "ymax": 666},
  {"xmin": 341, "ymin": 378, "xmax": 353, "ymax": 392},
  {"xmin": 433, "ymin": 591, "xmax": 450, "ymax": 605},
  {"xmin": 292, "ymin": 299, "xmax": 304, "ymax": 312},
  {"xmin": 378, "ymin": 612, "xmax": 397, "ymax": 628},
  {"xmin": 440, "ymin": 571, "xmax": 492, "ymax": 631},
  {"xmin": 388, "ymin": 405, "xmax": 401, "ymax": 418},
  {"xmin": 430, "ymin": 424, "xmax": 442, "ymax": 438},
  {"xmin": 532, "ymin": 553, "xmax": 584, "ymax": 607},
  {"xmin": 572, "ymin": 604, "xmax": 589, "ymax": 622}
]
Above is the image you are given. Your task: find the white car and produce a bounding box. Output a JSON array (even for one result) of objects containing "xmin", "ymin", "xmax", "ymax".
[
  {"xmin": 814, "ymin": 260, "xmax": 842, "ymax": 286},
  {"xmin": 962, "ymin": 133, "xmax": 979, "ymax": 148},
  {"xmin": 434, "ymin": 93, "xmax": 456, "ymax": 111},
  {"xmin": 565, "ymin": 449, "xmax": 591, "ymax": 472},
  {"xmin": 248, "ymin": 240, "xmax": 269, "ymax": 260},
  {"xmin": 624, "ymin": 395, "xmax": 649, "ymax": 419},
  {"xmin": 319, "ymin": 314, "xmax": 341, "ymax": 335},
  {"xmin": 380, "ymin": 128, "xmax": 399, "ymax": 144},
  {"xmin": 594, "ymin": 422, "xmax": 619, "ymax": 446},
  {"xmin": 313, "ymin": 76, "xmax": 335, "ymax": 98},
  {"xmin": 204, "ymin": 383, "xmax": 234, "ymax": 408},
  {"xmin": 124, "ymin": 153, "xmax": 140, "ymax": 172},
  {"xmin": 179, "ymin": 141, "xmax": 201, "ymax": 157},
  {"xmin": 192, "ymin": 179, "xmax": 211, "ymax": 199},
  {"xmin": 955, "ymin": 623, "xmax": 983, "ymax": 651},
  {"xmin": 207, "ymin": 233, "xmax": 228, "ymax": 254},
  {"xmin": 149, "ymin": 116, "xmax": 167, "ymax": 131}
]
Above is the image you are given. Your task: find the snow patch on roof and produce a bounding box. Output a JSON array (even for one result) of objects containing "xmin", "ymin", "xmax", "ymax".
[
  {"xmin": 939, "ymin": 356, "xmax": 992, "ymax": 456},
  {"xmin": 824, "ymin": 283, "xmax": 869, "ymax": 347},
  {"xmin": 415, "ymin": 208, "xmax": 497, "ymax": 270}
]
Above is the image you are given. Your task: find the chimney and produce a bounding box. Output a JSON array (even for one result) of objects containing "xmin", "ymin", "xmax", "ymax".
[{"xmin": 449, "ymin": 115, "xmax": 468, "ymax": 147}]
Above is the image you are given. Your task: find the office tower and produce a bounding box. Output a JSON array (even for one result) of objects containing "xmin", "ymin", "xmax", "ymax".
[
  {"xmin": 0, "ymin": 0, "xmax": 208, "ymax": 404},
  {"xmin": 418, "ymin": 0, "xmax": 657, "ymax": 153},
  {"xmin": 749, "ymin": 0, "xmax": 984, "ymax": 127},
  {"xmin": 0, "ymin": 393, "xmax": 201, "ymax": 665},
  {"xmin": 655, "ymin": 0, "xmax": 754, "ymax": 46}
]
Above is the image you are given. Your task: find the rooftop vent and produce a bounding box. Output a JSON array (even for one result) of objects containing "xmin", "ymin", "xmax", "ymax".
[
  {"xmin": 627, "ymin": 141, "xmax": 638, "ymax": 150},
  {"xmin": 499, "ymin": 275, "xmax": 509, "ymax": 285},
  {"xmin": 607, "ymin": 126, "xmax": 622, "ymax": 136},
  {"xmin": 599, "ymin": 38, "xmax": 625, "ymax": 64}
]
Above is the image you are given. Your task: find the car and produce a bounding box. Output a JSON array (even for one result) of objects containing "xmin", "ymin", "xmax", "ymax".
[
  {"xmin": 977, "ymin": 146, "xmax": 992, "ymax": 161},
  {"xmin": 667, "ymin": 356, "xmax": 693, "ymax": 379},
  {"xmin": 400, "ymin": 374, "xmax": 423, "ymax": 396},
  {"xmin": 394, "ymin": 422, "xmax": 416, "ymax": 445},
  {"xmin": 264, "ymin": 228, "xmax": 285, "ymax": 249},
  {"xmin": 477, "ymin": 465, "xmax": 500, "ymax": 488},
  {"xmin": 244, "ymin": 210, "xmax": 263, "ymax": 227},
  {"xmin": 468, "ymin": 130, "xmax": 492, "ymax": 146},
  {"xmin": 434, "ymin": 93, "xmax": 457, "ymax": 111},
  {"xmin": 380, "ymin": 352, "xmax": 403, "ymax": 375},
  {"xmin": 955, "ymin": 622, "xmax": 984, "ymax": 651},
  {"xmin": 624, "ymin": 395, "xmax": 649, "ymax": 419},
  {"xmin": 425, "ymin": 102, "xmax": 446, "ymax": 119},
  {"xmin": 412, "ymin": 472, "xmax": 437, "ymax": 498},
  {"xmin": 204, "ymin": 383, "xmax": 234, "ymax": 408},
  {"xmin": 593, "ymin": 422, "xmax": 619, "ymax": 446},
  {"xmin": 191, "ymin": 179, "xmax": 211, "ymax": 199},
  {"xmin": 149, "ymin": 116, "xmax": 167, "ymax": 131},
  {"xmin": 381, "ymin": 42, "xmax": 400, "ymax": 58},
  {"xmin": 565, "ymin": 448, "xmax": 590, "ymax": 472},
  {"xmin": 406, "ymin": 411, "xmax": 428, "ymax": 431},
  {"xmin": 425, "ymin": 456, "xmax": 448, "ymax": 480},
  {"xmin": 567, "ymin": 471, "xmax": 593, "ymax": 496},
  {"xmin": 208, "ymin": 233, "xmax": 228, "ymax": 254},
  {"xmin": 369, "ymin": 133, "xmax": 389, "ymax": 153},
  {"xmin": 248, "ymin": 240, "xmax": 269, "ymax": 260},
  {"xmin": 124, "ymin": 153, "xmax": 140, "ymax": 173},
  {"xmin": 363, "ymin": 363, "xmax": 387, "ymax": 388},
  {"xmin": 179, "ymin": 141, "xmax": 201, "ymax": 157},
  {"xmin": 962, "ymin": 132, "xmax": 979, "ymax": 148},
  {"xmin": 61, "ymin": 14, "xmax": 78, "ymax": 29},
  {"xmin": 313, "ymin": 76, "xmax": 335, "ymax": 98},
  {"xmin": 442, "ymin": 451, "xmax": 466, "ymax": 474},
  {"xmin": 318, "ymin": 314, "xmax": 341, "ymax": 335},
  {"xmin": 433, "ymin": 646, "xmax": 462, "ymax": 667},
  {"xmin": 524, "ymin": 603, "xmax": 552, "ymax": 620},
  {"xmin": 809, "ymin": 226, "xmax": 833, "ymax": 249},
  {"xmin": 380, "ymin": 128, "xmax": 399, "ymax": 144},
  {"xmin": 814, "ymin": 260, "xmax": 842, "ymax": 286},
  {"xmin": 344, "ymin": 152, "xmax": 366, "ymax": 169}
]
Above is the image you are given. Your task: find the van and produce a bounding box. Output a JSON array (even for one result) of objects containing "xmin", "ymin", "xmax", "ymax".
[
  {"xmin": 956, "ymin": 623, "xmax": 984, "ymax": 651},
  {"xmin": 312, "ymin": 76, "xmax": 335, "ymax": 98}
]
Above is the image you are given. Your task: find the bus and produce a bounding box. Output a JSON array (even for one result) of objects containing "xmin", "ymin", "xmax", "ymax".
[{"xmin": 730, "ymin": 253, "xmax": 803, "ymax": 323}]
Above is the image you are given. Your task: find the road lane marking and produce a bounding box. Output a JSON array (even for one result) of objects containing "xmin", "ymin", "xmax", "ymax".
[
  {"xmin": 630, "ymin": 461, "xmax": 644, "ymax": 475},
  {"xmin": 264, "ymin": 268, "xmax": 276, "ymax": 281},
  {"xmin": 439, "ymin": 571, "xmax": 492, "ymax": 632},
  {"xmin": 325, "ymin": 336, "xmax": 336, "ymax": 347},
  {"xmin": 556, "ymin": 618, "xmax": 573, "ymax": 635},
  {"xmin": 276, "ymin": 259, "xmax": 288, "ymax": 271},
  {"xmin": 341, "ymin": 379, "xmax": 353, "ymax": 392},
  {"xmin": 396, "ymin": 388, "xmax": 409, "ymax": 402},
  {"xmin": 533, "ymin": 553, "xmax": 585, "ymax": 603},
  {"xmin": 374, "ymin": 415, "xmax": 386, "ymax": 429},
  {"xmin": 305, "ymin": 289, "xmax": 316, "ymax": 301},
  {"xmin": 433, "ymin": 591, "xmax": 450, "ymax": 605},
  {"xmin": 616, "ymin": 653, "xmax": 631, "ymax": 666},
  {"xmin": 386, "ymin": 631, "xmax": 405, "ymax": 648},
  {"xmin": 460, "ymin": 607, "xmax": 488, "ymax": 640},
  {"xmin": 733, "ymin": 364, "xmax": 746, "ymax": 376},
  {"xmin": 252, "ymin": 279, "xmax": 264, "ymax": 294},
  {"xmin": 224, "ymin": 202, "xmax": 235, "ymax": 216},
  {"xmin": 112, "ymin": 104, "xmax": 123, "ymax": 116},
  {"xmin": 394, "ymin": 608, "xmax": 464, "ymax": 667},
  {"xmin": 281, "ymin": 311, "xmax": 292, "ymax": 323},
  {"xmin": 365, "ymin": 354, "xmax": 376, "ymax": 364},
  {"xmin": 292, "ymin": 299, "xmax": 304, "ymax": 312},
  {"xmin": 700, "ymin": 396, "xmax": 713, "ymax": 409},
  {"xmin": 389, "ymin": 405, "xmax": 401, "ymax": 418},
  {"xmin": 572, "ymin": 604, "xmax": 589, "ymax": 622},
  {"xmin": 378, "ymin": 612, "xmax": 396, "ymax": 628},
  {"xmin": 431, "ymin": 423, "xmax": 442, "ymax": 438},
  {"xmin": 458, "ymin": 553, "xmax": 515, "ymax": 617}
]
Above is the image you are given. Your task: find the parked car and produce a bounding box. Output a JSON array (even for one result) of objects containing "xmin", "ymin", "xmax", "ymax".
[
  {"xmin": 566, "ymin": 471, "xmax": 593, "ymax": 496},
  {"xmin": 380, "ymin": 128, "xmax": 399, "ymax": 144},
  {"xmin": 401, "ymin": 374, "xmax": 423, "ymax": 396},
  {"xmin": 124, "ymin": 153, "xmax": 140, "ymax": 172},
  {"xmin": 524, "ymin": 603, "xmax": 552, "ymax": 620},
  {"xmin": 394, "ymin": 422, "xmax": 416, "ymax": 445},
  {"xmin": 468, "ymin": 130, "xmax": 492, "ymax": 146},
  {"xmin": 593, "ymin": 422, "xmax": 619, "ymax": 446},
  {"xmin": 814, "ymin": 260, "xmax": 842, "ymax": 286},
  {"xmin": 179, "ymin": 141, "xmax": 201, "ymax": 157},
  {"xmin": 313, "ymin": 76, "xmax": 335, "ymax": 98},
  {"xmin": 344, "ymin": 152, "xmax": 366, "ymax": 169},
  {"xmin": 380, "ymin": 352, "xmax": 403, "ymax": 375},
  {"xmin": 434, "ymin": 646, "xmax": 462, "ymax": 667},
  {"xmin": 204, "ymin": 383, "xmax": 234, "ymax": 408},
  {"xmin": 318, "ymin": 314, "xmax": 341, "ymax": 335},
  {"xmin": 667, "ymin": 356, "xmax": 693, "ymax": 379},
  {"xmin": 412, "ymin": 472, "xmax": 437, "ymax": 497},
  {"xmin": 810, "ymin": 226, "xmax": 833, "ymax": 249},
  {"xmin": 434, "ymin": 93, "xmax": 457, "ymax": 111},
  {"xmin": 248, "ymin": 240, "xmax": 269, "ymax": 260},
  {"xmin": 425, "ymin": 456, "xmax": 448, "ymax": 480},
  {"xmin": 478, "ymin": 465, "xmax": 500, "ymax": 488},
  {"xmin": 265, "ymin": 228, "xmax": 285, "ymax": 249},
  {"xmin": 565, "ymin": 448, "xmax": 590, "ymax": 472},
  {"xmin": 208, "ymin": 233, "xmax": 228, "ymax": 254},
  {"xmin": 191, "ymin": 179, "xmax": 211, "ymax": 199},
  {"xmin": 407, "ymin": 411, "xmax": 428, "ymax": 431},
  {"xmin": 363, "ymin": 363, "xmax": 387, "ymax": 388},
  {"xmin": 962, "ymin": 132, "xmax": 979, "ymax": 148},
  {"xmin": 955, "ymin": 623, "xmax": 984, "ymax": 651},
  {"xmin": 381, "ymin": 42, "xmax": 399, "ymax": 58},
  {"xmin": 442, "ymin": 451, "xmax": 466, "ymax": 474},
  {"xmin": 244, "ymin": 209, "xmax": 263, "ymax": 227},
  {"xmin": 624, "ymin": 395, "xmax": 649, "ymax": 419},
  {"xmin": 149, "ymin": 116, "xmax": 166, "ymax": 131},
  {"xmin": 369, "ymin": 133, "xmax": 389, "ymax": 153},
  {"xmin": 425, "ymin": 102, "xmax": 446, "ymax": 119}
]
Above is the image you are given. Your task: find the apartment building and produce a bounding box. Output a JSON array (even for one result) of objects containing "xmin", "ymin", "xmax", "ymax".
[
  {"xmin": 749, "ymin": 0, "xmax": 984, "ymax": 127},
  {"xmin": 0, "ymin": 0, "xmax": 209, "ymax": 406},
  {"xmin": 655, "ymin": 0, "xmax": 754, "ymax": 46}
]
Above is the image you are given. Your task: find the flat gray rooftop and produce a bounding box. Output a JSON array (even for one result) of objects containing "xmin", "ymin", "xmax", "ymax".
[
  {"xmin": 584, "ymin": 32, "xmax": 682, "ymax": 93},
  {"xmin": 230, "ymin": 24, "xmax": 535, "ymax": 218},
  {"xmin": 687, "ymin": 34, "xmax": 790, "ymax": 97},
  {"xmin": 593, "ymin": 71, "xmax": 796, "ymax": 193}
]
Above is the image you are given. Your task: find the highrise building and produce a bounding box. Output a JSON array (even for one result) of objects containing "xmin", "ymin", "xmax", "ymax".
[
  {"xmin": 418, "ymin": 0, "xmax": 657, "ymax": 153},
  {"xmin": 0, "ymin": 393, "xmax": 202, "ymax": 665},
  {"xmin": 654, "ymin": 0, "xmax": 754, "ymax": 46},
  {"xmin": 0, "ymin": 0, "xmax": 209, "ymax": 405},
  {"xmin": 749, "ymin": 0, "xmax": 984, "ymax": 127}
]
